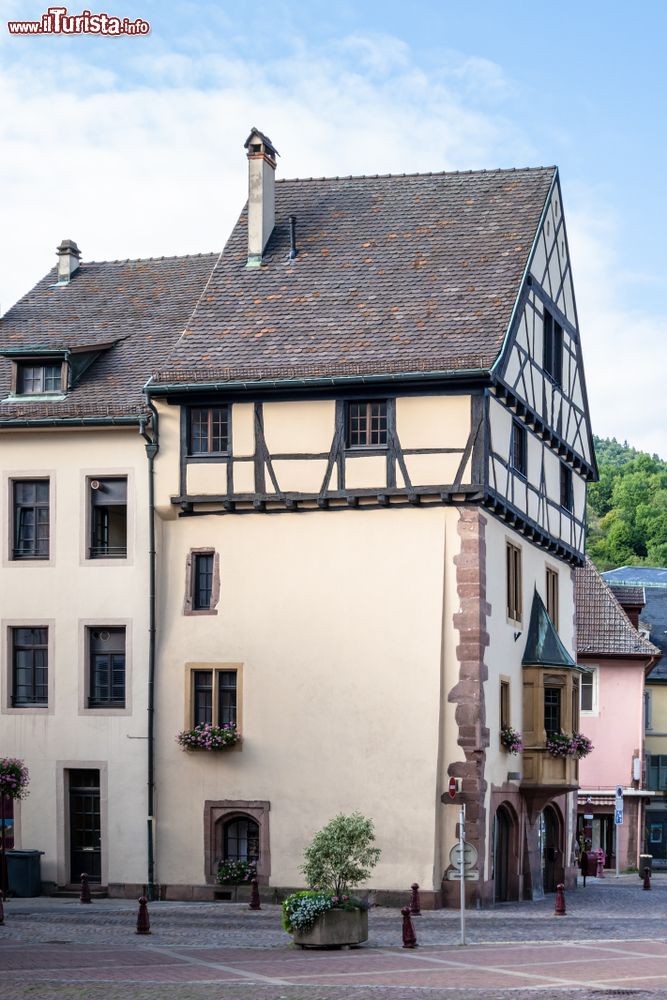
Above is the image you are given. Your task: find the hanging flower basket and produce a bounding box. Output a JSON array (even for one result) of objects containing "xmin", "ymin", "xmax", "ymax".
[
  {"xmin": 0, "ymin": 759, "xmax": 30, "ymax": 800},
  {"xmin": 176, "ymin": 722, "xmax": 240, "ymax": 751},
  {"xmin": 546, "ymin": 731, "xmax": 593, "ymax": 759},
  {"xmin": 500, "ymin": 726, "xmax": 523, "ymax": 754}
]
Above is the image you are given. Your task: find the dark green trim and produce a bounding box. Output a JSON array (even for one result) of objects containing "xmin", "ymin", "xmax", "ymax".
[{"xmin": 0, "ymin": 415, "xmax": 143, "ymax": 429}]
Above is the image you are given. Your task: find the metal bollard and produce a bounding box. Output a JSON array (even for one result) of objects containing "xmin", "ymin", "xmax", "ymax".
[
  {"xmin": 643, "ymin": 867, "xmax": 651, "ymax": 890},
  {"xmin": 554, "ymin": 883, "xmax": 566, "ymax": 916},
  {"xmin": 401, "ymin": 905, "xmax": 418, "ymax": 948},
  {"xmin": 0, "ymin": 890, "xmax": 4, "ymax": 925},
  {"xmin": 80, "ymin": 873, "xmax": 92, "ymax": 904},
  {"xmin": 409, "ymin": 882, "xmax": 421, "ymax": 916},
  {"xmin": 249, "ymin": 877, "xmax": 261, "ymax": 910},
  {"xmin": 596, "ymin": 850, "xmax": 605, "ymax": 879},
  {"xmin": 136, "ymin": 896, "xmax": 151, "ymax": 934}
]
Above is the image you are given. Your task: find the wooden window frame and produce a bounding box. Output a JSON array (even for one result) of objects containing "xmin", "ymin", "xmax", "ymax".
[
  {"xmin": 511, "ymin": 420, "xmax": 527, "ymax": 478},
  {"xmin": 543, "ymin": 309, "xmax": 563, "ymax": 387},
  {"xmin": 560, "ymin": 462, "xmax": 573, "ymax": 512},
  {"xmin": 580, "ymin": 666, "xmax": 598, "ymax": 715},
  {"xmin": 188, "ymin": 406, "xmax": 230, "ymax": 457},
  {"xmin": 183, "ymin": 548, "xmax": 220, "ymax": 616},
  {"xmin": 506, "ymin": 541, "xmax": 522, "ymax": 624},
  {"xmin": 546, "ymin": 567, "xmax": 559, "ymax": 630},
  {"xmin": 186, "ymin": 662, "xmax": 243, "ymax": 744},
  {"xmin": 544, "ymin": 685, "xmax": 562, "ymax": 736},
  {"xmin": 345, "ymin": 400, "xmax": 388, "ymax": 449},
  {"xmin": 13, "ymin": 360, "xmax": 65, "ymax": 396},
  {"xmin": 11, "ymin": 626, "xmax": 48, "ymax": 707},
  {"xmin": 12, "ymin": 479, "xmax": 50, "ymax": 560},
  {"xmin": 500, "ymin": 677, "xmax": 510, "ymax": 731}
]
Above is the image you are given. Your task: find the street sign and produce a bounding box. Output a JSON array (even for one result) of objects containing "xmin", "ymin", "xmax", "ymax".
[
  {"xmin": 449, "ymin": 842, "xmax": 478, "ymax": 870},
  {"xmin": 446, "ymin": 869, "xmax": 479, "ymax": 881},
  {"xmin": 615, "ymin": 809, "xmax": 624, "ymax": 826},
  {"xmin": 448, "ymin": 776, "xmax": 458, "ymax": 799}
]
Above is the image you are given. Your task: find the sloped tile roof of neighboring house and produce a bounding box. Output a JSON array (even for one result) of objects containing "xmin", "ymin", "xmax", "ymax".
[
  {"xmin": 603, "ymin": 566, "xmax": 667, "ymax": 680},
  {"xmin": 608, "ymin": 584, "xmax": 646, "ymax": 606},
  {"xmin": 152, "ymin": 167, "xmax": 556, "ymax": 386},
  {"xmin": 0, "ymin": 253, "xmax": 218, "ymax": 422},
  {"xmin": 575, "ymin": 557, "xmax": 659, "ymax": 659}
]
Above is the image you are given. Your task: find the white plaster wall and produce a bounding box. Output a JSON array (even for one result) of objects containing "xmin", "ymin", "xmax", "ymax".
[
  {"xmin": 154, "ymin": 506, "xmax": 461, "ymax": 891},
  {"xmin": 0, "ymin": 428, "xmax": 150, "ymax": 886}
]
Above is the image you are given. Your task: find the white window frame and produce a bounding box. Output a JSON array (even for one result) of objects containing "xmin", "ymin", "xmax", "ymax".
[{"xmin": 580, "ymin": 665, "xmax": 599, "ymax": 716}]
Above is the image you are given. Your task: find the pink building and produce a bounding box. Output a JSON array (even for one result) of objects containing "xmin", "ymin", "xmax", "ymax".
[{"xmin": 574, "ymin": 559, "xmax": 658, "ymax": 869}]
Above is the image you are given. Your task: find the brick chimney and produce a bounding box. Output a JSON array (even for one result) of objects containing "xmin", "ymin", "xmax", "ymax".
[
  {"xmin": 244, "ymin": 128, "xmax": 278, "ymax": 268},
  {"xmin": 56, "ymin": 239, "xmax": 81, "ymax": 284}
]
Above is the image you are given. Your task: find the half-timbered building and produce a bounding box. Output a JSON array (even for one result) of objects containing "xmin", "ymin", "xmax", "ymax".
[{"xmin": 143, "ymin": 129, "xmax": 597, "ymax": 904}]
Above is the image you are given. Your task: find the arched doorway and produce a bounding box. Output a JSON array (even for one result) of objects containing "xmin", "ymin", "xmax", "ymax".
[
  {"xmin": 541, "ymin": 804, "xmax": 563, "ymax": 893},
  {"xmin": 494, "ymin": 805, "xmax": 517, "ymax": 902}
]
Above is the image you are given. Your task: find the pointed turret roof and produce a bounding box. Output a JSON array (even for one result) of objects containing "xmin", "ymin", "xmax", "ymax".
[{"xmin": 522, "ymin": 590, "xmax": 577, "ymax": 668}]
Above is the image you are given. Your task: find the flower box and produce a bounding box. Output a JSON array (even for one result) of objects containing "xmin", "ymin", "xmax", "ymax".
[
  {"xmin": 292, "ymin": 907, "xmax": 368, "ymax": 948},
  {"xmin": 176, "ymin": 722, "xmax": 240, "ymax": 751}
]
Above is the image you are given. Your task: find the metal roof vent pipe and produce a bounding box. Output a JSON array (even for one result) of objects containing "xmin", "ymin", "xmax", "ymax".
[
  {"xmin": 244, "ymin": 127, "xmax": 279, "ymax": 269},
  {"xmin": 288, "ymin": 215, "xmax": 298, "ymax": 261},
  {"xmin": 56, "ymin": 239, "xmax": 81, "ymax": 284}
]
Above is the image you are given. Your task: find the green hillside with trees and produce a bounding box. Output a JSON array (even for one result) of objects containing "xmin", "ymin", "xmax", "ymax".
[{"xmin": 587, "ymin": 437, "xmax": 667, "ymax": 569}]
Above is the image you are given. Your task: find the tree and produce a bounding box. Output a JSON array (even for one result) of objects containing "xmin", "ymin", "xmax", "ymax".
[{"xmin": 300, "ymin": 813, "xmax": 381, "ymax": 896}]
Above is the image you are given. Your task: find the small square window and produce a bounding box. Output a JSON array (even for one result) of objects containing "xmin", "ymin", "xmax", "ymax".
[
  {"xmin": 346, "ymin": 401, "xmax": 388, "ymax": 448},
  {"xmin": 188, "ymin": 407, "xmax": 229, "ymax": 455},
  {"xmin": 12, "ymin": 480, "xmax": 50, "ymax": 560},
  {"xmin": 88, "ymin": 627, "xmax": 125, "ymax": 708},
  {"xmin": 15, "ymin": 362, "xmax": 63, "ymax": 395},
  {"xmin": 511, "ymin": 421, "xmax": 527, "ymax": 477},
  {"xmin": 560, "ymin": 463, "xmax": 573, "ymax": 512},
  {"xmin": 11, "ymin": 627, "xmax": 48, "ymax": 706},
  {"xmin": 89, "ymin": 478, "xmax": 127, "ymax": 558}
]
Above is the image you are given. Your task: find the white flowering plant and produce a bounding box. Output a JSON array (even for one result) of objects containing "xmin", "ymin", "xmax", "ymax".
[{"xmin": 0, "ymin": 758, "xmax": 30, "ymax": 800}]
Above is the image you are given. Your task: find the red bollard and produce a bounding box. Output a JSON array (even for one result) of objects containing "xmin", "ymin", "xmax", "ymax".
[
  {"xmin": 401, "ymin": 905, "xmax": 418, "ymax": 948},
  {"xmin": 0, "ymin": 890, "xmax": 4, "ymax": 926},
  {"xmin": 409, "ymin": 882, "xmax": 421, "ymax": 916},
  {"xmin": 136, "ymin": 896, "xmax": 151, "ymax": 934},
  {"xmin": 596, "ymin": 851, "xmax": 604, "ymax": 878},
  {"xmin": 80, "ymin": 873, "xmax": 92, "ymax": 904},
  {"xmin": 643, "ymin": 867, "xmax": 651, "ymax": 890},
  {"xmin": 554, "ymin": 883, "xmax": 566, "ymax": 916},
  {"xmin": 249, "ymin": 878, "xmax": 261, "ymax": 910}
]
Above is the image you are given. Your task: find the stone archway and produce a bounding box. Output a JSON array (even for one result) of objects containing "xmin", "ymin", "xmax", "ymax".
[
  {"xmin": 494, "ymin": 803, "xmax": 519, "ymax": 902},
  {"xmin": 541, "ymin": 803, "xmax": 564, "ymax": 893}
]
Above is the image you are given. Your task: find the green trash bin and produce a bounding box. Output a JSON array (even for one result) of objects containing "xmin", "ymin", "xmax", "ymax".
[{"xmin": 6, "ymin": 850, "xmax": 44, "ymax": 897}]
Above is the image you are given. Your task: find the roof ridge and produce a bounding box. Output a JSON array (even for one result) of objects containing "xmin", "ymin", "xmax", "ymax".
[
  {"xmin": 81, "ymin": 251, "xmax": 220, "ymax": 266},
  {"xmin": 276, "ymin": 166, "xmax": 557, "ymax": 184}
]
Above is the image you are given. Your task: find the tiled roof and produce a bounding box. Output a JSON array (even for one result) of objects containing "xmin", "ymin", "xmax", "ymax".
[
  {"xmin": 522, "ymin": 590, "xmax": 577, "ymax": 668},
  {"xmin": 153, "ymin": 167, "xmax": 556, "ymax": 385},
  {"xmin": 0, "ymin": 253, "xmax": 218, "ymax": 421},
  {"xmin": 604, "ymin": 566, "xmax": 667, "ymax": 588},
  {"xmin": 575, "ymin": 558, "xmax": 658, "ymax": 659},
  {"xmin": 608, "ymin": 585, "xmax": 646, "ymax": 607}
]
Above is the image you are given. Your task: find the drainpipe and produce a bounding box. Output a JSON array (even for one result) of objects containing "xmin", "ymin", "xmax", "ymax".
[{"xmin": 139, "ymin": 401, "xmax": 159, "ymax": 900}]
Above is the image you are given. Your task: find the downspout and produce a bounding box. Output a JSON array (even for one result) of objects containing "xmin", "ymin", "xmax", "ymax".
[{"xmin": 139, "ymin": 401, "xmax": 159, "ymax": 900}]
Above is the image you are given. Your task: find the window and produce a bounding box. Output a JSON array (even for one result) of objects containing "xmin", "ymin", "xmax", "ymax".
[
  {"xmin": 511, "ymin": 421, "xmax": 527, "ymax": 477},
  {"xmin": 193, "ymin": 553, "xmax": 214, "ymax": 610},
  {"xmin": 647, "ymin": 754, "xmax": 667, "ymax": 792},
  {"xmin": 223, "ymin": 816, "xmax": 260, "ymax": 863},
  {"xmin": 88, "ymin": 627, "xmax": 125, "ymax": 708},
  {"xmin": 543, "ymin": 309, "xmax": 563, "ymax": 386},
  {"xmin": 572, "ymin": 677, "xmax": 580, "ymax": 732},
  {"xmin": 645, "ymin": 688, "xmax": 653, "ymax": 731},
  {"xmin": 560, "ymin": 463, "xmax": 573, "ymax": 512},
  {"xmin": 11, "ymin": 627, "xmax": 48, "ymax": 706},
  {"xmin": 546, "ymin": 568, "xmax": 559, "ymax": 629},
  {"xmin": 580, "ymin": 667, "xmax": 598, "ymax": 714},
  {"xmin": 12, "ymin": 480, "xmax": 49, "ymax": 559},
  {"xmin": 16, "ymin": 362, "xmax": 62, "ymax": 395},
  {"xmin": 89, "ymin": 478, "xmax": 127, "ymax": 558},
  {"xmin": 500, "ymin": 679, "xmax": 510, "ymax": 730},
  {"xmin": 506, "ymin": 542, "xmax": 522, "ymax": 623},
  {"xmin": 184, "ymin": 549, "xmax": 220, "ymax": 615},
  {"xmin": 544, "ymin": 687, "xmax": 561, "ymax": 736},
  {"xmin": 346, "ymin": 400, "xmax": 387, "ymax": 448},
  {"xmin": 192, "ymin": 667, "xmax": 238, "ymax": 728},
  {"xmin": 189, "ymin": 407, "xmax": 229, "ymax": 455}
]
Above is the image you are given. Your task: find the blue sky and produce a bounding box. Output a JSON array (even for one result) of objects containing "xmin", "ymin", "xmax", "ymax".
[{"xmin": 2, "ymin": 0, "xmax": 666, "ymax": 453}]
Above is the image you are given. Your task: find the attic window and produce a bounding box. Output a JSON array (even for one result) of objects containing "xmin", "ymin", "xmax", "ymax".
[{"xmin": 16, "ymin": 362, "xmax": 63, "ymax": 395}]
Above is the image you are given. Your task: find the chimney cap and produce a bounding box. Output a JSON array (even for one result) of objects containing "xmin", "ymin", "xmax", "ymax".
[
  {"xmin": 244, "ymin": 127, "xmax": 279, "ymax": 160},
  {"xmin": 56, "ymin": 239, "xmax": 81, "ymax": 258}
]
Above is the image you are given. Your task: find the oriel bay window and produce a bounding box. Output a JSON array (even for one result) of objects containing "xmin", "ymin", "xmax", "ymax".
[
  {"xmin": 89, "ymin": 478, "xmax": 127, "ymax": 558},
  {"xmin": 12, "ymin": 480, "xmax": 50, "ymax": 559}
]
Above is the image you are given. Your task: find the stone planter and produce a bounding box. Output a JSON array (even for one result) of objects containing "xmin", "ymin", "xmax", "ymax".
[{"xmin": 292, "ymin": 907, "xmax": 368, "ymax": 948}]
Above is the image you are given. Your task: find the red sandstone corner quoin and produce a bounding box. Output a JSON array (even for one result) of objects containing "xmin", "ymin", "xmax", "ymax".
[{"xmin": 7, "ymin": 7, "xmax": 150, "ymax": 35}]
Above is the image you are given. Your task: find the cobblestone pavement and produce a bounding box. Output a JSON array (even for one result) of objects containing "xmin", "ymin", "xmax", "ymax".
[{"xmin": 0, "ymin": 875, "xmax": 665, "ymax": 998}]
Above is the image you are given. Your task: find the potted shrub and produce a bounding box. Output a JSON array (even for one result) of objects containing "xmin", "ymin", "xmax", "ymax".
[{"xmin": 282, "ymin": 812, "xmax": 381, "ymax": 948}]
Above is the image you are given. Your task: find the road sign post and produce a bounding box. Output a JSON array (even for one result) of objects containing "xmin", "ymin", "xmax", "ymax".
[
  {"xmin": 614, "ymin": 786, "xmax": 624, "ymax": 878},
  {"xmin": 459, "ymin": 802, "xmax": 466, "ymax": 946}
]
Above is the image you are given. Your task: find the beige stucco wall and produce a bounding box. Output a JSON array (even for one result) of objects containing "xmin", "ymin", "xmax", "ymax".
[
  {"xmin": 0, "ymin": 428, "xmax": 150, "ymax": 887},
  {"xmin": 646, "ymin": 683, "xmax": 667, "ymax": 754},
  {"xmin": 396, "ymin": 395, "xmax": 470, "ymax": 450},
  {"xmin": 154, "ymin": 505, "xmax": 465, "ymax": 891}
]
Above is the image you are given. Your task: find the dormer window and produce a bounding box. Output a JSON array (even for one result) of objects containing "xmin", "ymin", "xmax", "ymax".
[{"xmin": 16, "ymin": 362, "xmax": 63, "ymax": 395}]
